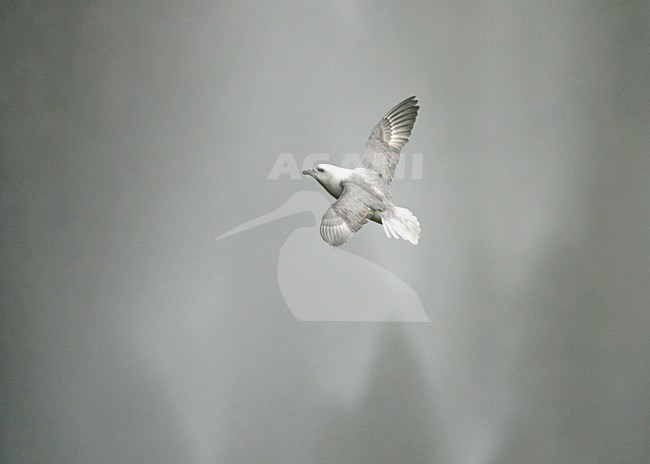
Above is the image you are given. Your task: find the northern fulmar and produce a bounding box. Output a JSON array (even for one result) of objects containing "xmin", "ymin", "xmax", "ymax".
[{"xmin": 303, "ymin": 96, "xmax": 421, "ymax": 247}]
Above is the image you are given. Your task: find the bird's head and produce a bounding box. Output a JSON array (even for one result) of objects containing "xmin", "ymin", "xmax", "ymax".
[
  {"xmin": 302, "ymin": 163, "xmax": 330, "ymax": 181},
  {"xmin": 303, "ymin": 163, "xmax": 351, "ymax": 184},
  {"xmin": 302, "ymin": 164, "xmax": 346, "ymax": 198}
]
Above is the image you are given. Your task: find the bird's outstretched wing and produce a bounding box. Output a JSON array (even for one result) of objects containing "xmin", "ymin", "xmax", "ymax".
[
  {"xmin": 320, "ymin": 183, "xmax": 373, "ymax": 247},
  {"xmin": 361, "ymin": 96, "xmax": 419, "ymax": 183}
]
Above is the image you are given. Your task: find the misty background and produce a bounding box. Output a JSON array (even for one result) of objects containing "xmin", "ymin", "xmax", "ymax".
[{"xmin": 2, "ymin": 1, "xmax": 649, "ymax": 463}]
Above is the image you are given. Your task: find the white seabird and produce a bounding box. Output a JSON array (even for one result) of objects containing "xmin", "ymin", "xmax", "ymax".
[{"xmin": 303, "ymin": 96, "xmax": 421, "ymax": 247}]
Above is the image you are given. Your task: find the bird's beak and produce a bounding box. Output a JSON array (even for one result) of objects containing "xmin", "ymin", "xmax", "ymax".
[
  {"xmin": 302, "ymin": 168, "xmax": 314, "ymax": 177},
  {"xmin": 215, "ymin": 198, "xmax": 303, "ymax": 241},
  {"xmin": 215, "ymin": 191, "xmax": 326, "ymax": 241}
]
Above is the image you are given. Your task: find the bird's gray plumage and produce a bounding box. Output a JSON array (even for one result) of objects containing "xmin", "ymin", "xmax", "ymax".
[
  {"xmin": 320, "ymin": 183, "xmax": 373, "ymax": 247},
  {"xmin": 362, "ymin": 96, "xmax": 419, "ymax": 183},
  {"xmin": 303, "ymin": 96, "xmax": 421, "ymax": 247}
]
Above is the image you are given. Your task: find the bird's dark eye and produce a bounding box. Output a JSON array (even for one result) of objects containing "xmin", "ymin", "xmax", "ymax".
[{"xmin": 316, "ymin": 167, "xmax": 324, "ymax": 173}]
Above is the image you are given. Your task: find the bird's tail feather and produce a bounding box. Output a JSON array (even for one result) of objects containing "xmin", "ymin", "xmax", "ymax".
[{"xmin": 381, "ymin": 207, "xmax": 420, "ymax": 245}]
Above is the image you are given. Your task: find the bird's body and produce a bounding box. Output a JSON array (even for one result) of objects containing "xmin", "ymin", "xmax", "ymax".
[
  {"xmin": 309, "ymin": 165, "xmax": 386, "ymax": 224},
  {"xmin": 303, "ymin": 96, "xmax": 421, "ymax": 247}
]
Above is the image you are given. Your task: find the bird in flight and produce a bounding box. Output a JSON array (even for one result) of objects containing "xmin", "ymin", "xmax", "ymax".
[{"xmin": 303, "ymin": 96, "xmax": 421, "ymax": 247}]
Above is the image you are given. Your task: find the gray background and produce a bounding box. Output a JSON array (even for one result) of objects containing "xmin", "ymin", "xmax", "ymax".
[{"xmin": 2, "ymin": 1, "xmax": 649, "ymax": 463}]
